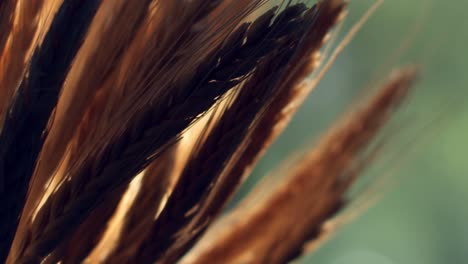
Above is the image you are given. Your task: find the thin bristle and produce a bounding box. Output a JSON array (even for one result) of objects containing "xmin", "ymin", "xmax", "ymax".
[{"xmin": 181, "ymin": 67, "xmax": 418, "ymax": 264}]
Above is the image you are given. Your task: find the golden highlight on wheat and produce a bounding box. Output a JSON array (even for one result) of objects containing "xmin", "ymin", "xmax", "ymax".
[{"xmin": 0, "ymin": 1, "xmax": 418, "ymax": 263}]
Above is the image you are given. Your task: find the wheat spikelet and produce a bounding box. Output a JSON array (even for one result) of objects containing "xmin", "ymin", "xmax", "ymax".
[{"xmin": 182, "ymin": 67, "xmax": 418, "ymax": 264}]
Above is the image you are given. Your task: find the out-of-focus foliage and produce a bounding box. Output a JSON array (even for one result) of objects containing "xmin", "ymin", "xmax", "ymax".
[{"xmin": 233, "ymin": 1, "xmax": 468, "ymax": 263}]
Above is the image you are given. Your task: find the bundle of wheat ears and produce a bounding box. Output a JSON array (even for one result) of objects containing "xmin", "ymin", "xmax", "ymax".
[{"xmin": 0, "ymin": 0, "xmax": 419, "ymax": 263}]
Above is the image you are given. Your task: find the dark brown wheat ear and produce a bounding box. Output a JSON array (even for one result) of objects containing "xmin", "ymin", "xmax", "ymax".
[
  {"xmin": 0, "ymin": 0, "xmax": 14, "ymax": 53},
  {"xmin": 0, "ymin": 1, "xmax": 101, "ymax": 261},
  {"xmin": 0, "ymin": 0, "xmax": 422, "ymax": 263},
  {"xmin": 181, "ymin": 67, "xmax": 418, "ymax": 264}
]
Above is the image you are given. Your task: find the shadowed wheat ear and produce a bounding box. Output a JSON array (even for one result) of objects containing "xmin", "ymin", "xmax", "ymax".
[
  {"xmin": 26, "ymin": 0, "xmax": 231, "ymax": 208},
  {"xmin": 12, "ymin": 1, "xmax": 315, "ymax": 263},
  {"xmin": 199, "ymin": 0, "xmax": 347, "ymax": 219},
  {"xmin": 0, "ymin": 0, "xmax": 14, "ymax": 53},
  {"xmin": 103, "ymin": 3, "xmax": 346, "ymax": 263},
  {"xmin": 0, "ymin": 1, "xmax": 100, "ymax": 261},
  {"xmin": 0, "ymin": 0, "xmax": 424, "ymax": 263},
  {"xmin": 0, "ymin": 0, "xmax": 44, "ymax": 123},
  {"xmin": 181, "ymin": 67, "xmax": 418, "ymax": 264},
  {"xmin": 10, "ymin": 2, "xmax": 158, "ymax": 255},
  {"xmin": 42, "ymin": 143, "xmax": 178, "ymax": 264},
  {"xmin": 22, "ymin": 0, "xmax": 154, "ymax": 222}
]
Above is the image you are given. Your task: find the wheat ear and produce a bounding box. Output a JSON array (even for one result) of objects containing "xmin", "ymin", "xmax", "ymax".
[
  {"xmin": 103, "ymin": 3, "xmax": 345, "ymax": 263},
  {"xmin": 181, "ymin": 67, "xmax": 418, "ymax": 264},
  {"xmin": 213, "ymin": 0, "xmax": 347, "ymax": 198},
  {"xmin": 15, "ymin": 1, "xmax": 243, "ymax": 261},
  {"xmin": 0, "ymin": 0, "xmax": 44, "ymax": 123},
  {"xmin": 179, "ymin": 1, "xmax": 346, "ymax": 252},
  {"xmin": 107, "ymin": 7, "xmax": 315, "ymax": 261},
  {"xmin": 0, "ymin": 1, "xmax": 100, "ymax": 261},
  {"xmin": 23, "ymin": 0, "xmax": 154, "ymax": 223},
  {"xmin": 42, "ymin": 184, "xmax": 128, "ymax": 264},
  {"xmin": 48, "ymin": 145, "xmax": 176, "ymax": 263},
  {"xmin": 15, "ymin": 2, "xmax": 155, "ymax": 249},
  {"xmin": 97, "ymin": 114, "xmax": 215, "ymax": 262},
  {"xmin": 13, "ymin": 2, "xmax": 281, "ymax": 262},
  {"xmin": 103, "ymin": 145, "xmax": 178, "ymax": 255},
  {"xmin": 0, "ymin": 0, "xmax": 14, "ymax": 55}
]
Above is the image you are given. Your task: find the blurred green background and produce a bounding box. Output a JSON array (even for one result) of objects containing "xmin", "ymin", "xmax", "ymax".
[{"xmin": 232, "ymin": 1, "xmax": 468, "ymax": 263}]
